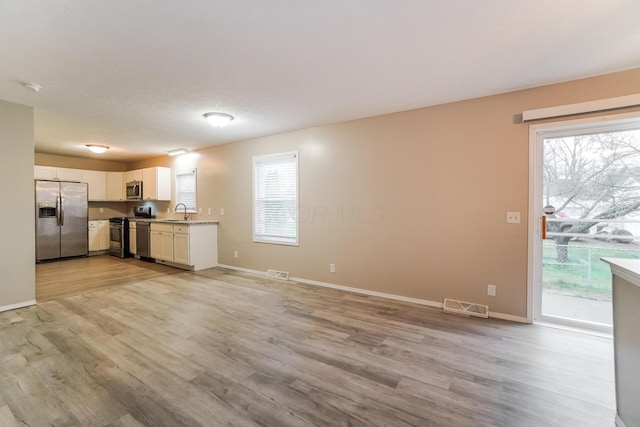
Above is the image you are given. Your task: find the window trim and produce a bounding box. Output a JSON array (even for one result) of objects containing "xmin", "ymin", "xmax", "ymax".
[{"xmin": 252, "ymin": 151, "xmax": 299, "ymax": 246}]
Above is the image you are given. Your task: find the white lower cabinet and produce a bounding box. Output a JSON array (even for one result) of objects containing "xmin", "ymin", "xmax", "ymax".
[
  {"xmin": 89, "ymin": 220, "xmax": 109, "ymax": 252},
  {"xmin": 150, "ymin": 231, "xmax": 174, "ymax": 261},
  {"xmin": 150, "ymin": 223, "xmax": 174, "ymax": 261},
  {"xmin": 173, "ymin": 228, "xmax": 189, "ymax": 265},
  {"xmin": 149, "ymin": 222, "xmax": 217, "ymax": 270},
  {"xmin": 89, "ymin": 222, "xmax": 99, "ymax": 252},
  {"xmin": 99, "ymin": 221, "xmax": 109, "ymax": 250}
]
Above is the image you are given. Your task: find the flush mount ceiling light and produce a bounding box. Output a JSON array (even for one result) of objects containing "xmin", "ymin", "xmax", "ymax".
[
  {"xmin": 21, "ymin": 81, "xmax": 41, "ymax": 92},
  {"xmin": 168, "ymin": 148, "xmax": 188, "ymax": 156},
  {"xmin": 86, "ymin": 144, "xmax": 109, "ymax": 154},
  {"xmin": 203, "ymin": 112, "xmax": 234, "ymax": 127}
]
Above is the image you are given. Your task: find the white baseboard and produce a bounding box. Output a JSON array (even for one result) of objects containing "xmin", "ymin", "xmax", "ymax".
[
  {"xmin": 489, "ymin": 311, "xmax": 529, "ymax": 323},
  {"xmin": 217, "ymin": 264, "xmax": 527, "ymax": 323},
  {"xmin": 0, "ymin": 299, "xmax": 36, "ymax": 313},
  {"xmin": 292, "ymin": 275, "xmax": 444, "ymax": 309},
  {"xmin": 219, "ymin": 264, "xmax": 269, "ymax": 277},
  {"xmin": 616, "ymin": 414, "xmax": 627, "ymax": 427}
]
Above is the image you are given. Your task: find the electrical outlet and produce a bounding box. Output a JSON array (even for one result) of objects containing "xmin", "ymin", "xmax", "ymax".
[
  {"xmin": 487, "ymin": 284, "xmax": 496, "ymax": 296},
  {"xmin": 220, "ymin": 208, "xmax": 225, "ymax": 215},
  {"xmin": 198, "ymin": 208, "xmax": 202, "ymax": 214},
  {"xmin": 506, "ymin": 212, "xmax": 520, "ymax": 224},
  {"xmin": 99, "ymin": 207, "xmax": 104, "ymax": 213},
  {"xmin": 208, "ymin": 208, "xmax": 212, "ymax": 215},
  {"xmin": 330, "ymin": 263, "xmax": 335, "ymax": 273},
  {"xmin": 234, "ymin": 250, "xmax": 238, "ymax": 258}
]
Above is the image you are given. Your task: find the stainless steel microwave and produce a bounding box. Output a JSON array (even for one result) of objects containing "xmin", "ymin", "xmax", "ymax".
[{"xmin": 126, "ymin": 181, "xmax": 143, "ymax": 200}]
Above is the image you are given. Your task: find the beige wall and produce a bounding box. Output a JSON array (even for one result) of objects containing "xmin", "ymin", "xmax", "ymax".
[
  {"xmin": 28, "ymin": 68, "xmax": 640, "ymax": 317},
  {"xmin": 127, "ymin": 156, "xmax": 171, "ymax": 170},
  {"xmin": 0, "ymin": 100, "xmax": 35, "ymax": 309},
  {"xmin": 163, "ymin": 67, "xmax": 640, "ymax": 318},
  {"xmin": 35, "ymin": 152, "xmax": 127, "ymax": 171}
]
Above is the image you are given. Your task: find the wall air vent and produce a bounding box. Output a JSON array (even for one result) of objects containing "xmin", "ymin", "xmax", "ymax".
[
  {"xmin": 443, "ymin": 298, "xmax": 489, "ymax": 318},
  {"xmin": 266, "ymin": 269, "xmax": 290, "ymax": 281}
]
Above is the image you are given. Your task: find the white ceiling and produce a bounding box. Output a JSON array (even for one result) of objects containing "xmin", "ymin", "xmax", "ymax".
[{"xmin": 1, "ymin": 1, "xmax": 640, "ymax": 161}]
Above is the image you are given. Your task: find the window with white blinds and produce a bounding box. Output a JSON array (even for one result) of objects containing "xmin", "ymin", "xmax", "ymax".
[
  {"xmin": 253, "ymin": 151, "xmax": 298, "ymax": 245},
  {"xmin": 175, "ymin": 168, "xmax": 197, "ymax": 212}
]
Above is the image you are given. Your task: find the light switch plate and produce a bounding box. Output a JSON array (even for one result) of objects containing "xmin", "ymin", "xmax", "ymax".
[{"xmin": 506, "ymin": 212, "xmax": 520, "ymax": 224}]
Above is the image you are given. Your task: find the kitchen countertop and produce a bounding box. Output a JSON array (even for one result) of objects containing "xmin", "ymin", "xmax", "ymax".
[
  {"xmin": 130, "ymin": 218, "xmax": 219, "ymax": 225},
  {"xmin": 601, "ymin": 257, "xmax": 640, "ymax": 288}
]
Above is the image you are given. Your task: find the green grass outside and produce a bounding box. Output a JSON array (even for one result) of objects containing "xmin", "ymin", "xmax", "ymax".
[{"xmin": 542, "ymin": 242, "xmax": 640, "ymax": 300}]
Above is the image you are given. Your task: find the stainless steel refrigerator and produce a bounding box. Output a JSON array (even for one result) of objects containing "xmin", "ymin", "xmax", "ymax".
[{"xmin": 35, "ymin": 180, "xmax": 88, "ymax": 262}]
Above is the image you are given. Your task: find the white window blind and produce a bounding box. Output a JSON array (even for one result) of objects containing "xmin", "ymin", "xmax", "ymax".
[
  {"xmin": 175, "ymin": 168, "xmax": 197, "ymax": 212},
  {"xmin": 253, "ymin": 151, "xmax": 298, "ymax": 245}
]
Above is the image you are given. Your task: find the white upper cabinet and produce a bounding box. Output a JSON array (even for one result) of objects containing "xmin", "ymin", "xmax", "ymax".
[
  {"xmin": 106, "ymin": 172, "xmax": 125, "ymax": 201},
  {"xmin": 125, "ymin": 169, "xmax": 143, "ymax": 183},
  {"xmin": 34, "ymin": 166, "xmax": 83, "ymax": 182},
  {"xmin": 142, "ymin": 167, "xmax": 171, "ymax": 201},
  {"xmin": 82, "ymin": 170, "xmax": 106, "ymax": 201},
  {"xmin": 34, "ymin": 165, "xmax": 170, "ymax": 202},
  {"xmin": 56, "ymin": 168, "xmax": 83, "ymax": 181},
  {"xmin": 34, "ymin": 166, "xmax": 57, "ymax": 180}
]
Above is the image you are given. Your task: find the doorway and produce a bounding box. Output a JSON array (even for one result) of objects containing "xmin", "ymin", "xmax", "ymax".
[{"xmin": 528, "ymin": 113, "xmax": 640, "ymax": 332}]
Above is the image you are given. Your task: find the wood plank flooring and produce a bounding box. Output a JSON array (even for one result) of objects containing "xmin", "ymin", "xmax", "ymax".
[
  {"xmin": 2, "ymin": 258, "xmax": 616, "ymax": 426},
  {"xmin": 36, "ymin": 255, "xmax": 181, "ymax": 302}
]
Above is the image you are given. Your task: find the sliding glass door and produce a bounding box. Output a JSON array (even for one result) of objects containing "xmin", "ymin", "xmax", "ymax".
[{"xmin": 531, "ymin": 115, "xmax": 640, "ymax": 332}]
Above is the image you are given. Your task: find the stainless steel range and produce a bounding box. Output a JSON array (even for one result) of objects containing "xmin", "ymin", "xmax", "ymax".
[{"xmin": 109, "ymin": 217, "xmax": 130, "ymax": 258}]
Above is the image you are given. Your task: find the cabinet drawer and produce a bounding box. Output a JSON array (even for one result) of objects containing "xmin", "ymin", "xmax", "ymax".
[
  {"xmin": 173, "ymin": 225, "xmax": 189, "ymax": 234},
  {"xmin": 150, "ymin": 222, "xmax": 174, "ymax": 232}
]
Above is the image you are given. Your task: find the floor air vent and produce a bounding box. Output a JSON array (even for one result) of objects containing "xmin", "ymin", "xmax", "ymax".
[
  {"xmin": 266, "ymin": 269, "xmax": 290, "ymax": 281},
  {"xmin": 443, "ymin": 298, "xmax": 489, "ymax": 318}
]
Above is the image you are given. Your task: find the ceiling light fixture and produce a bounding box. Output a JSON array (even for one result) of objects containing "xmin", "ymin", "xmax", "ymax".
[
  {"xmin": 21, "ymin": 82, "xmax": 41, "ymax": 92},
  {"xmin": 86, "ymin": 144, "xmax": 109, "ymax": 154},
  {"xmin": 168, "ymin": 148, "xmax": 188, "ymax": 156},
  {"xmin": 203, "ymin": 112, "xmax": 234, "ymax": 127}
]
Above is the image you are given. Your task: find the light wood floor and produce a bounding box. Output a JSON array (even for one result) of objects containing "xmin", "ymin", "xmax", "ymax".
[
  {"xmin": 36, "ymin": 255, "xmax": 181, "ymax": 302},
  {"xmin": 2, "ymin": 258, "xmax": 616, "ymax": 426}
]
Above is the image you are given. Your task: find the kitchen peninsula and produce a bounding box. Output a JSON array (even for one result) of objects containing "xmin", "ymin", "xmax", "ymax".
[
  {"xmin": 602, "ymin": 258, "xmax": 640, "ymax": 427},
  {"xmin": 131, "ymin": 219, "xmax": 219, "ymax": 271}
]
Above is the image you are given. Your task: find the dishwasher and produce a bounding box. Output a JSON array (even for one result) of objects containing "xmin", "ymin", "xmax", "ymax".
[{"xmin": 136, "ymin": 221, "xmax": 152, "ymax": 260}]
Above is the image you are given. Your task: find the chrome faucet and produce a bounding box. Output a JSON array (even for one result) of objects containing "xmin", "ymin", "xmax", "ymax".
[{"xmin": 175, "ymin": 203, "xmax": 189, "ymax": 220}]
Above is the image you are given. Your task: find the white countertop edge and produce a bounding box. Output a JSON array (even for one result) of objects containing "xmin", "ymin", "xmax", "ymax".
[
  {"xmin": 131, "ymin": 219, "xmax": 219, "ymax": 224},
  {"xmin": 601, "ymin": 257, "xmax": 640, "ymax": 288}
]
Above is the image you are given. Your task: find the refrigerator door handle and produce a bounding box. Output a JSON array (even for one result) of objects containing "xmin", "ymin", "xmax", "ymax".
[
  {"xmin": 59, "ymin": 194, "xmax": 64, "ymax": 226},
  {"xmin": 56, "ymin": 194, "xmax": 61, "ymax": 226}
]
